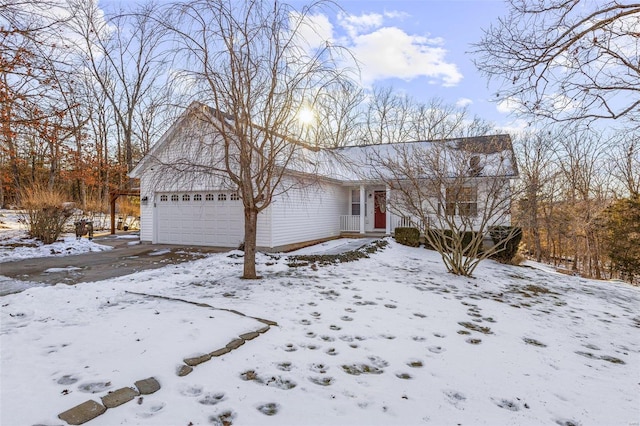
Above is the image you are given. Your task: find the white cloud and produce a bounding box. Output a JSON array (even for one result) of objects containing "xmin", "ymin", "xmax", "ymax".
[
  {"xmin": 349, "ymin": 26, "xmax": 462, "ymax": 87},
  {"xmin": 456, "ymin": 98, "xmax": 473, "ymax": 108},
  {"xmin": 338, "ymin": 12, "xmax": 384, "ymax": 37},
  {"xmin": 290, "ymin": 12, "xmax": 334, "ymax": 52},
  {"xmin": 296, "ymin": 11, "xmax": 463, "ymax": 89},
  {"xmin": 496, "ymin": 97, "xmax": 521, "ymax": 114}
]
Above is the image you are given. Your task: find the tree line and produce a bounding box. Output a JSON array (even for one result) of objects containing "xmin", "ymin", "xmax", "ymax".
[{"xmin": 1, "ymin": 0, "xmax": 638, "ymax": 281}]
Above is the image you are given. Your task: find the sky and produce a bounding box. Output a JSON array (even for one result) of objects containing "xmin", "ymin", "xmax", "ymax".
[
  {"xmin": 288, "ymin": 0, "xmax": 518, "ymax": 130},
  {"xmin": 95, "ymin": 0, "xmax": 519, "ymax": 132}
]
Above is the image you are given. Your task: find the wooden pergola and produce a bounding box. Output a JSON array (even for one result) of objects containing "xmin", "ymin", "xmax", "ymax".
[{"xmin": 109, "ymin": 189, "xmax": 140, "ymax": 235}]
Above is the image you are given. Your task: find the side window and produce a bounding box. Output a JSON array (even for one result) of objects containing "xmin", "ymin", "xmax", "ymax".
[
  {"xmin": 182, "ymin": 194, "xmax": 190, "ymax": 201},
  {"xmin": 171, "ymin": 194, "xmax": 179, "ymax": 202},
  {"xmin": 351, "ymin": 189, "xmax": 360, "ymax": 216},
  {"xmin": 218, "ymin": 193, "xmax": 227, "ymax": 201},
  {"xmin": 446, "ymin": 186, "xmax": 477, "ymax": 217},
  {"xmin": 205, "ymin": 194, "xmax": 215, "ymax": 201},
  {"xmin": 193, "ymin": 194, "xmax": 202, "ymax": 201},
  {"xmin": 160, "ymin": 195, "xmax": 168, "ymax": 202}
]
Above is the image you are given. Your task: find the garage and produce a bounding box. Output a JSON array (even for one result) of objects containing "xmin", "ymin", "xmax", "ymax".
[{"xmin": 155, "ymin": 191, "xmax": 244, "ymax": 247}]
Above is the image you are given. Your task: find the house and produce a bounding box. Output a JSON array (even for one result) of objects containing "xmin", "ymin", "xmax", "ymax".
[{"xmin": 129, "ymin": 103, "xmax": 519, "ymax": 251}]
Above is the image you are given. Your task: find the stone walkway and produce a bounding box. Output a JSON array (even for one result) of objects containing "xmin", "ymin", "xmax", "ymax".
[
  {"xmin": 294, "ymin": 238, "xmax": 377, "ymax": 255},
  {"xmin": 56, "ymin": 292, "xmax": 278, "ymax": 425}
]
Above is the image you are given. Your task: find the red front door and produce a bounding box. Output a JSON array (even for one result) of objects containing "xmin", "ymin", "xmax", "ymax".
[{"xmin": 374, "ymin": 191, "xmax": 386, "ymax": 229}]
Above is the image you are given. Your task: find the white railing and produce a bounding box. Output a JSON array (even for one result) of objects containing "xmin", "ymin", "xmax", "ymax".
[
  {"xmin": 392, "ymin": 216, "xmax": 428, "ymax": 232},
  {"xmin": 340, "ymin": 215, "xmax": 361, "ymax": 232}
]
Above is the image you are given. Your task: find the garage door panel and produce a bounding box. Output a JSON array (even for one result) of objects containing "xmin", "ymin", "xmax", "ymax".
[{"xmin": 156, "ymin": 192, "xmax": 244, "ymax": 247}]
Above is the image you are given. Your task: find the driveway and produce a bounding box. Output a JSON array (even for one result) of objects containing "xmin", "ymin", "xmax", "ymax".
[{"xmin": 0, "ymin": 233, "xmax": 228, "ymax": 295}]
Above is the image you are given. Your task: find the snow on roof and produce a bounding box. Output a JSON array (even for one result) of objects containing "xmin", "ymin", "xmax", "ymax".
[
  {"xmin": 130, "ymin": 103, "xmax": 517, "ymax": 184},
  {"xmin": 293, "ymin": 135, "xmax": 518, "ymax": 183}
]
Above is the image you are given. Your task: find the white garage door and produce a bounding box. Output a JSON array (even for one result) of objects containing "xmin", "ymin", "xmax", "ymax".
[{"xmin": 156, "ymin": 191, "xmax": 244, "ymax": 247}]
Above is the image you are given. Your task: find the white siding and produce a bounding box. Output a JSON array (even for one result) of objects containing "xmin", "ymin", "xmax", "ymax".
[
  {"xmin": 269, "ymin": 179, "xmax": 348, "ymax": 248},
  {"xmin": 139, "ymin": 174, "xmax": 155, "ymax": 243}
]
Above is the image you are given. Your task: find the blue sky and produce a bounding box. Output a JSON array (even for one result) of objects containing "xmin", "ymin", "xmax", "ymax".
[
  {"xmin": 290, "ymin": 0, "xmax": 517, "ymax": 130},
  {"xmin": 96, "ymin": 0, "xmax": 518, "ymax": 131}
]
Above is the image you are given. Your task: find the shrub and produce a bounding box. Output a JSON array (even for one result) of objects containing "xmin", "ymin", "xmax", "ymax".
[
  {"xmin": 394, "ymin": 227, "xmax": 420, "ymax": 247},
  {"xmin": 489, "ymin": 226, "xmax": 522, "ymax": 263},
  {"xmin": 425, "ymin": 230, "xmax": 480, "ymax": 255},
  {"xmin": 424, "ymin": 229, "xmax": 453, "ymax": 251},
  {"xmin": 20, "ymin": 185, "xmax": 74, "ymax": 244}
]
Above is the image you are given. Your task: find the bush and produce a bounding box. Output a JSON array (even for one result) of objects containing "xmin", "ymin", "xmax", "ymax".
[
  {"xmin": 20, "ymin": 185, "xmax": 74, "ymax": 244},
  {"xmin": 489, "ymin": 226, "xmax": 522, "ymax": 263},
  {"xmin": 425, "ymin": 229, "xmax": 480, "ymax": 255},
  {"xmin": 394, "ymin": 227, "xmax": 420, "ymax": 247},
  {"xmin": 424, "ymin": 229, "xmax": 452, "ymax": 251}
]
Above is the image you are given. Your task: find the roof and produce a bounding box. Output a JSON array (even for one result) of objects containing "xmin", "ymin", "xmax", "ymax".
[
  {"xmin": 130, "ymin": 103, "xmax": 518, "ymax": 183},
  {"xmin": 303, "ymin": 135, "xmax": 518, "ymax": 183}
]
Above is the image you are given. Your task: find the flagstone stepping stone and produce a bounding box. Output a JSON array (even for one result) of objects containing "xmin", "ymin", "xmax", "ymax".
[
  {"xmin": 184, "ymin": 353, "xmax": 212, "ymax": 366},
  {"xmin": 210, "ymin": 347, "xmax": 231, "ymax": 357},
  {"xmin": 101, "ymin": 387, "xmax": 139, "ymax": 408},
  {"xmin": 240, "ymin": 331, "xmax": 260, "ymax": 341},
  {"xmin": 134, "ymin": 377, "xmax": 160, "ymax": 395},
  {"xmin": 226, "ymin": 338, "xmax": 245, "ymax": 350},
  {"xmin": 177, "ymin": 365, "xmax": 193, "ymax": 377},
  {"xmin": 58, "ymin": 399, "xmax": 106, "ymax": 425}
]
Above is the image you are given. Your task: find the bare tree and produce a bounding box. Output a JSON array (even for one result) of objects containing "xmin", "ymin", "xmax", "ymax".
[
  {"xmin": 609, "ymin": 133, "xmax": 640, "ymax": 197},
  {"xmin": 306, "ymin": 80, "xmax": 364, "ymax": 148},
  {"xmin": 162, "ymin": 0, "xmax": 353, "ymax": 279},
  {"xmin": 473, "ymin": 0, "xmax": 640, "ymax": 126},
  {"xmin": 364, "ymin": 135, "xmax": 520, "ymax": 276},
  {"xmin": 69, "ymin": 0, "xmax": 171, "ymax": 178}
]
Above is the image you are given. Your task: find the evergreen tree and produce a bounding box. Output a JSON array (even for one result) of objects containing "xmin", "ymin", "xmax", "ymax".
[{"xmin": 602, "ymin": 196, "xmax": 640, "ymax": 284}]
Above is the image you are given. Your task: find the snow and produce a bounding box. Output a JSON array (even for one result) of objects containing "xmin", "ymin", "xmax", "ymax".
[{"xmin": 1, "ymin": 217, "xmax": 639, "ymax": 425}]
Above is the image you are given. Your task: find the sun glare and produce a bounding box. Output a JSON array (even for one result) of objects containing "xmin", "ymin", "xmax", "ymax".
[{"xmin": 298, "ymin": 107, "xmax": 315, "ymax": 125}]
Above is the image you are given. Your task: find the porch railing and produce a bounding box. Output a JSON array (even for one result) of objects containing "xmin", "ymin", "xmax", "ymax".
[{"xmin": 340, "ymin": 215, "xmax": 360, "ymax": 232}]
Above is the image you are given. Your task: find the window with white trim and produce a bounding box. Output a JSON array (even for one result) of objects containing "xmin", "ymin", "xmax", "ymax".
[
  {"xmin": 160, "ymin": 195, "xmax": 168, "ymax": 202},
  {"xmin": 182, "ymin": 194, "xmax": 190, "ymax": 201},
  {"xmin": 218, "ymin": 193, "xmax": 227, "ymax": 201},
  {"xmin": 193, "ymin": 194, "xmax": 202, "ymax": 201},
  {"xmin": 445, "ymin": 186, "xmax": 477, "ymax": 217},
  {"xmin": 205, "ymin": 194, "xmax": 215, "ymax": 201},
  {"xmin": 171, "ymin": 194, "xmax": 179, "ymax": 202},
  {"xmin": 351, "ymin": 189, "xmax": 360, "ymax": 215}
]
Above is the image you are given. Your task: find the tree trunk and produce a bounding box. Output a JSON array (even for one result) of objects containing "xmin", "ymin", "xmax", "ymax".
[{"xmin": 243, "ymin": 207, "xmax": 259, "ymax": 279}]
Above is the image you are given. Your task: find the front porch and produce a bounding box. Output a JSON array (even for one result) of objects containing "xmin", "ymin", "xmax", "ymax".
[{"xmin": 339, "ymin": 214, "xmax": 413, "ymax": 235}]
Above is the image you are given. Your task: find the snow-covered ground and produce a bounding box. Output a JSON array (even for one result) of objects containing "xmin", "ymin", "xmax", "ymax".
[
  {"xmin": 0, "ymin": 210, "xmax": 113, "ymax": 263},
  {"xmin": 1, "ymin": 213, "xmax": 639, "ymax": 425}
]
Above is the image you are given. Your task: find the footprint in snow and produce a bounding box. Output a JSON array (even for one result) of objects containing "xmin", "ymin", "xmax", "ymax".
[
  {"xmin": 309, "ymin": 363, "xmax": 329, "ymax": 373},
  {"xmin": 309, "ymin": 376, "xmax": 334, "ymax": 386},
  {"xmin": 56, "ymin": 375, "xmax": 79, "ymax": 385},
  {"xmin": 78, "ymin": 381, "xmax": 112, "ymax": 393},
  {"xmin": 179, "ymin": 384, "xmax": 203, "ymax": 397},
  {"xmin": 199, "ymin": 392, "xmax": 225, "ymax": 406},
  {"xmin": 136, "ymin": 402, "xmax": 165, "ymax": 418},
  {"xmin": 326, "ymin": 347, "xmax": 338, "ymax": 356},
  {"xmin": 209, "ymin": 410, "xmax": 236, "ymax": 426},
  {"xmin": 257, "ymin": 403, "xmax": 280, "ymax": 416},
  {"xmin": 492, "ymin": 397, "xmax": 521, "ymax": 411},
  {"xmin": 428, "ymin": 346, "xmax": 446, "ymax": 354},
  {"xmin": 276, "ymin": 362, "xmax": 292, "ymax": 371},
  {"xmin": 283, "ymin": 343, "xmax": 297, "ymax": 352}
]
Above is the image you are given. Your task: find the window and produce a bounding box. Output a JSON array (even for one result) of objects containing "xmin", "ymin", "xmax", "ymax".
[
  {"xmin": 182, "ymin": 194, "xmax": 190, "ymax": 201},
  {"xmin": 160, "ymin": 195, "xmax": 168, "ymax": 202},
  {"xmin": 218, "ymin": 193, "xmax": 227, "ymax": 201},
  {"xmin": 230, "ymin": 193, "xmax": 239, "ymax": 201},
  {"xmin": 193, "ymin": 194, "xmax": 202, "ymax": 201},
  {"xmin": 351, "ymin": 189, "xmax": 361, "ymax": 216},
  {"xmin": 171, "ymin": 194, "xmax": 179, "ymax": 202},
  {"xmin": 205, "ymin": 194, "xmax": 215, "ymax": 201},
  {"xmin": 446, "ymin": 186, "xmax": 477, "ymax": 217}
]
